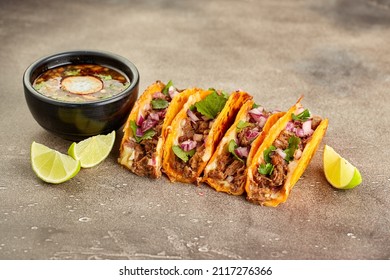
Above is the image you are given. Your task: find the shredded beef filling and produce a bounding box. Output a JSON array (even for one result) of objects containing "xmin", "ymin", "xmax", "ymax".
[
  {"xmin": 251, "ymin": 115, "xmax": 322, "ymax": 199},
  {"xmin": 130, "ymin": 94, "xmax": 170, "ymax": 178},
  {"xmin": 208, "ymin": 112, "xmax": 269, "ymax": 191},
  {"xmin": 173, "ymin": 112, "xmax": 210, "ymax": 177}
]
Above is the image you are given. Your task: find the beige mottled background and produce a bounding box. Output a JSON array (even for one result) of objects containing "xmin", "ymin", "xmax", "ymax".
[{"xmin": 0, "ymin": 0, "xmax": 389, "ymax": 259}]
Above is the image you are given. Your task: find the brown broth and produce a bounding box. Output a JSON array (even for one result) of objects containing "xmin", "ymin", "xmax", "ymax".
[{"xmin": 33, "ymin": 64, "xmax": 130, "ymax": 102}]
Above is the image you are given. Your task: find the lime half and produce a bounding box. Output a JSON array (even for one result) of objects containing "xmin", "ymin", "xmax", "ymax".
[
  {"xmin": 68, "ymin": 131, "xmax": 115, "ymax": 168},
  {"xmin": 323, "ymin": 145, "xmax": 362, "ymax": 189},
  {"xmin": 31, "ymin": 142, "xmax": 81, "ymax": 184}
]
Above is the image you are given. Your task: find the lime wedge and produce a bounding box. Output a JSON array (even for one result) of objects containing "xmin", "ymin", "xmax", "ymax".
[
  {"xmin": 323, "ymin": 145, "xmax": 362, "ymax": 189},
  {"xmin": 31, "ymin": 142, "xmax": 81, "ymax": 184},
  {"xmin": 68, "ymin": 131, "xmax": 115, "ymax": 168}
]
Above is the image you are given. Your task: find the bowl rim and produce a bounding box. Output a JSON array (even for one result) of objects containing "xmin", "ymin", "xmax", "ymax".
[{"xmin": 23, "ymin": 49, "xmax": 139, "ymax": 107}]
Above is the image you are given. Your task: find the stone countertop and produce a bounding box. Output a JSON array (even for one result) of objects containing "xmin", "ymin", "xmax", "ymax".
[{"xmin": 0, "ymin": 0, "xmax": 389, "ymax": 260}]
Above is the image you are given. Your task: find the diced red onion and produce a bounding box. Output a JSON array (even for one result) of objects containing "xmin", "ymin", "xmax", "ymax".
[
  {"xmin": 168, "ymin": 86, "xmax": 178, "ymax": 99},
  {"xmin": 295, "ymin": 128, "xmax": 305, "ymax": 138},
  {"xmin": 226, "ymin": 175, "xmax": 234, "ymax": 183},
  {"xmin": 157, "ymin": 109, "xmax": 167, "ymax": 118},
  {"xmin": 136, "ymin": 127, "xmax": 143, "ymax": 137},
  {"xmin": 153, "ymin": 92, "xmax": 166, "ymax": 99},
  {"xmin": 258, "ymin": 115, "xmax": 268, "ymax": 128},
  {"xmin": 235, "ymin": 146, "xmax": 249, "ymax": 158},
  {"xmin": 302, "ymin": 120, "xmax": 313, "ymax": 136},
  {"xmin": 147, "ymin": 157, "xmax": 156, "ymax": 166},
  {"xmin": 187, "ymin": 109, "xmax": 199, "ymax": 122},
  {"xmin": 193, "ymin": 134, "xmax": 203, "ymax": 142},
  {"xmin": 248, "ymin": 108, "xmax": 264, "ymax": 122},
  {"xmin": 136, "ymin": 114, "xmax": 144, "ymax": 126},
  {"xmin": 245, "ymin": 128, "xmax": 260, "ymax": 142},
  {"xmin": 180, "ymin": 140, "xmax": 197, "ymax": 152},
  {"xmin": 149, "ymin": 112, "xmax": 160, "ymax": 121},
  {"xmin": 141, "ymin": 118, "xmax": 158, "ymax": 133},
  {"xmin": 294, "ymin": 149, "xmax": 302, "ymax": 160},
  {"xmin": 275, "ymin": 148, "xmax": 286, "ymax": 159},
  {"xmin": 286, "ymin": 121, "xmax": 294, "ymax": 132},
  {"xmin": 201, "ymin": 115, "xmax": 211, "ymax": 121}
]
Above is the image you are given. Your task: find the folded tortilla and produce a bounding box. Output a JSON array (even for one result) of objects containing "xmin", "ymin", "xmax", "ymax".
[
  {"xmin": 162, "ymin": 89, "xmax": 252, "ymax": 184},
  {"xmin": 245, "ymin": 97, "xmax": 328, "ymax": 207},
  {"xmin": 119, "ymin": 81, "xmax": 194, "ymax": 178},
  {"xmin": 202, "ymin": 99, "xmax": 284, "ymax": 195}
]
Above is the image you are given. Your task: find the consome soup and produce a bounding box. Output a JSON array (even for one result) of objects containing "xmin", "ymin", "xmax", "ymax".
[{"xmin": 33, "ymin": 64, "xmax": 130, "ymax": 102}]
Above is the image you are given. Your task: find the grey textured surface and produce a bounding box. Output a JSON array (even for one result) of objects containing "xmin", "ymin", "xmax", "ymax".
[{"xmin": 1, "ymin": 0, "xmax": 389, "ymax": 260}]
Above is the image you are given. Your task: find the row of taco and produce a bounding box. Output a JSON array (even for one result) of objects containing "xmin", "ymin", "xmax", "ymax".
[{"xmin": 118, "ymin": 81, "xmax": 328, "ymax": 207}]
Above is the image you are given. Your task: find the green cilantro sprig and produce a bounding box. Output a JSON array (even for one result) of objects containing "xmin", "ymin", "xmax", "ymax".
[
  {"xmin": 162, "ymin": 80, "xmax": 173, "ymax": 95},
  {"xmin": 151, "ymin": 98, "xmax": 169, "ymax": 109},
  {"xmin": 292, "ymin": 109, "xmax": 310, "ymax": 122},
  {"xmin": 284, "ymin": 136, "xmax": 301, "ymax": 162},
  {"xmin": 228, "ymin": 139, "xmax": 244, "ymax": 162},
  {"xmin": 258, "ymin": 145, "xmax": 276, "ymax": 176},
  {"xmin": 194, "ymin": 90, "xmax": 228, "ymax": 119},
  {"xmin": 172, "ymin": 145, "xmax": 195, "ymax": 162}
]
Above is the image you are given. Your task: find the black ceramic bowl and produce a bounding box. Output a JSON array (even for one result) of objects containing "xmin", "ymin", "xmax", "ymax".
[{"xmin": 23, "ymin": 50, "xmax": 139, "ymax": 141}]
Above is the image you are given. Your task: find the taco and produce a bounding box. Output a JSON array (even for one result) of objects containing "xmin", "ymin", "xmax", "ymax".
[
  {"xmin": 119, "ymin": 80, "xmax": 194, "ymax": 178},
  {"xmin": 245, "ymin": 97, "xmax": 328, "ymax": 207},
  {"xmin": 162, "ymin": 89, "xmax": 252, "ymax": 184},
  {"xmin": 202, "ymin": 99, "xmax": 284, "ymax": 195}
]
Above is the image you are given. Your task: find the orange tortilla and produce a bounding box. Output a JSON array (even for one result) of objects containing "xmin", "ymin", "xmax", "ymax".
[
  {"xmin": 203, "ymin": 99, "xmax": 284, "ymax": 195},
  {"xmin": 162, "ymin": 89, "xmax": 252, "ymax": 184},
  {"xmin": 245, "ymin": 97, "xmax": 329, "ymax": 207},
  {"xmin": 118, "ymin": 81, "xmax": 194, "ymax": 178}
]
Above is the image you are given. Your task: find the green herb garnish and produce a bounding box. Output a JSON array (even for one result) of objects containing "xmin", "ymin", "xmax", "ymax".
[
  {"xmin": 194, "ymin": 90, "xmax": 228, "ymax": 119},
  {"xmin": 64, "ymin": 69, "xmax": 80, "ymax": 76},
  {"xmin": 284, "ymin": 136, "xmax": 301, "ymax": 162},
  {"xmin": 162, "ymin": 80, "xmax": 173, "ymax": 95},
  {"xmin": 252, "ymin": 103, "xmax": 261, "ymax": 109},
  {"xmin": 236, "ymin": 120, "xmax": 251, "ymax": 131},
  {"xmin": 172, "ymin": 145, "xmax": 195, "ymax": 162},
  {"xmin": 263, "ymin": 145, "xmax": 276, "ymax": 163},
  {"xmin": 129, "ymin": 120, "xmax": 156, "ymax": 143},
  {"xmin": 151, "ymin": 98, "xmax": 169, "ymax": 109},
  {"xmin": 258, "ymin": 163, "xmax": 274, "ymax": 175},
  {"xmin": 96, "ymin": 74, "xmax": 112, "ymax": 81},
  {"xmin": 228, "ymin": 139, "xmax": 244, "ymax": 162},
  {"xmin": 258, "ymin": 145, "xmax": 276, "ymax": 176},
  {"xmin": 292, "ymin": 109, "xmax": 310, "ymax": 122}
]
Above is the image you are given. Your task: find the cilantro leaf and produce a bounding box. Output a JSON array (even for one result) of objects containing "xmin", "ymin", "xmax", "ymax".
[
  {"xmin": 228, "ymin": 139, "xmax": 244, "ymax": 162},
  {"xmin": 129, "ymin": 120, "xmax": 156, "ymax": 143},
  {"xmin": 283, "ymin": 136, "xmax": 301, "ymax": 162},
  {"xmin": 162, "ymin": 80, "xmax": 173, "ymax": 95},
  {"xmin": 263, "ymin": 145, "xmax": 276, "ymax": 163},
  {"xmin": 292, "ymin": 109, "xmax": 310, "ymax": 122},
  {"xmin": 194, "ymin": 90, "xmax": 228, "ymax": 119},
  {"xmin": 236, "ymin": 120, "xmax": 251, "ymax": 131},
  {"xmin": 151, "ymin": 98, "xmax": 169, "ymax": 109},
  {"xmin": 172, "ymin": 145, "xmax": 195, "ymax": 162},
  {"xmin": 252, "ymin": 103, "xmax": 261, "ymax": 109},
  {"xmin": 258, "ymin": 163, "xmax": 274, "ymax": 175}
]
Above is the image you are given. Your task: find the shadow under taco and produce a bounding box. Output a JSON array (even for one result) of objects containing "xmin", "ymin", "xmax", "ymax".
[
  {"xmin": 245, "ymin": 97, "xmax": 328, "ymax": 207},
  {"xmin": 162, "ymin": 88, "xmax": 252, "ymax": 184},
  {"xmin": 118, "ymin": 80, "xmax": 194, "ymax": 178},
  {"xmin": 202, "ymin": 98, "xmax": 284, "ymax": 195}
]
